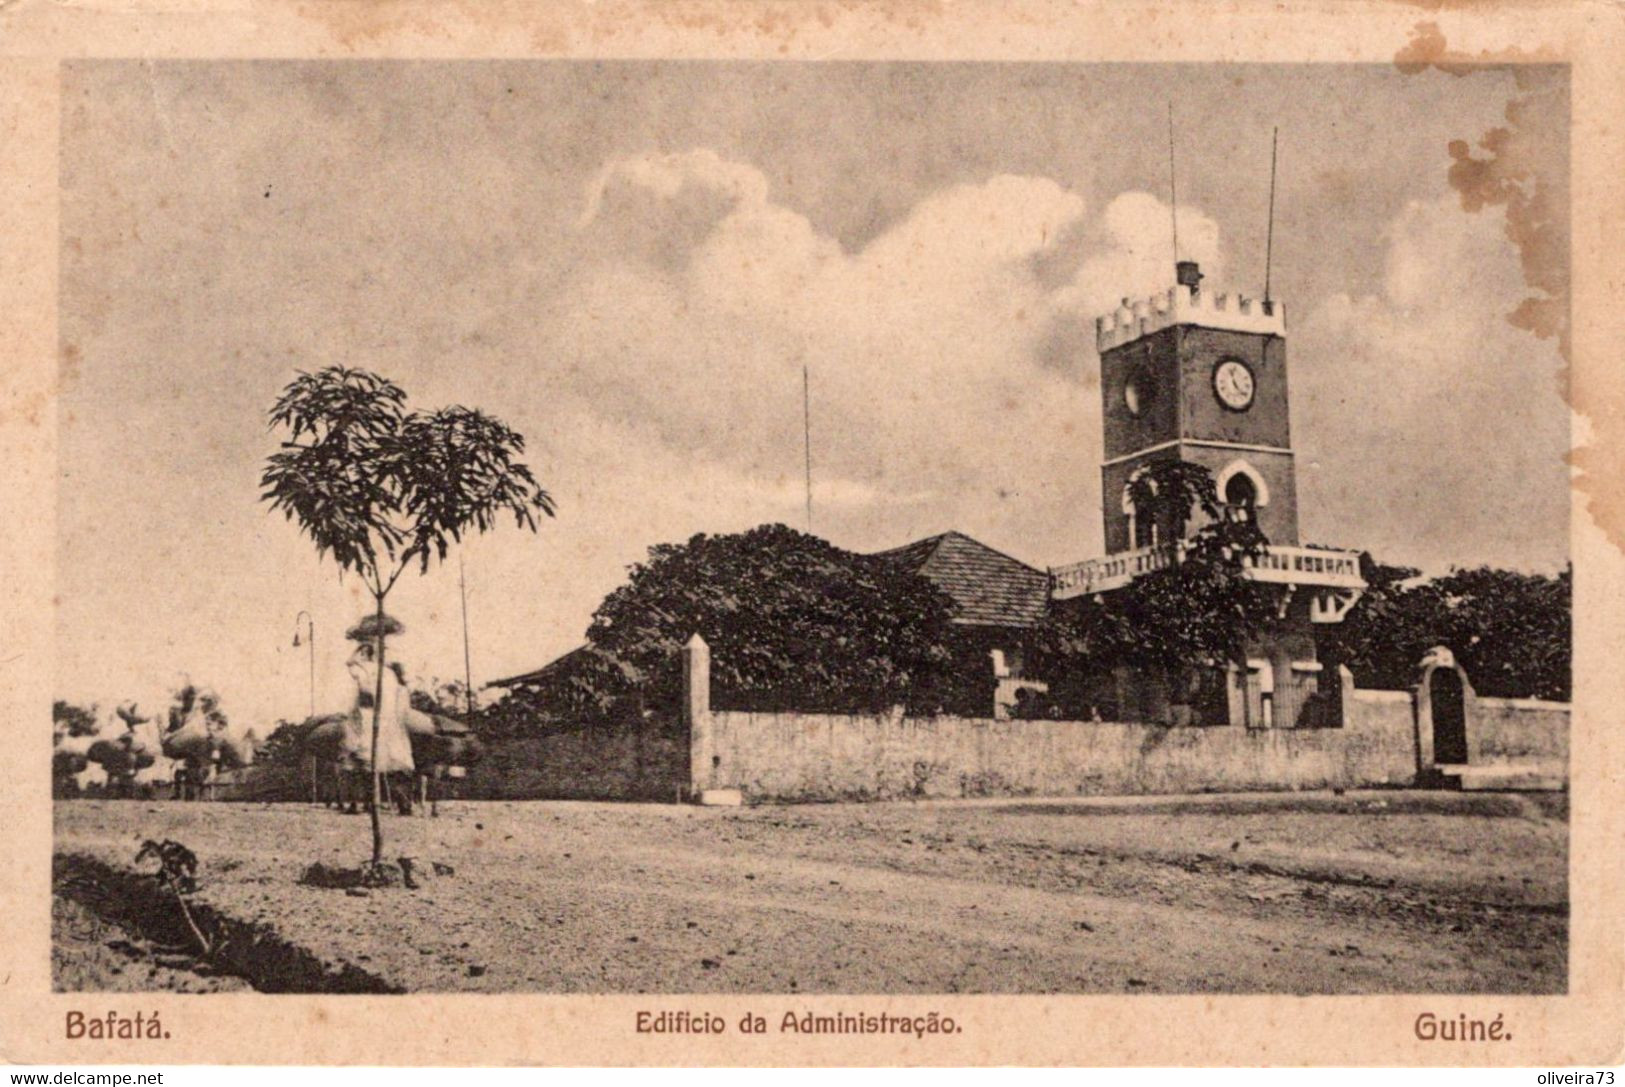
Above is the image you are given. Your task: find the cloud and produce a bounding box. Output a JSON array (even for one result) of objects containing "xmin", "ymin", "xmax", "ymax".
[
  {"xmin": 546, "ymin": 150, "xmax": 1234, "ymax": 567},
  {"xmin": 1059, "ymin": 190, "xmax": 1225, "ymax": 317},
  {"xmin": 54, "ymin": 66, "xmax": 1573, "ymax": 737},
  {"xmin": 1294, "ymin": 195, "xmax": 1569, "ymax": 570},
  {"xmin": 581, "ymin": 148, "xmax": 774, "ymax": 228}
]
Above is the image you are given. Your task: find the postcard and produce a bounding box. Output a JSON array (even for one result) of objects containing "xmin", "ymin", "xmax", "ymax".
[{"xmin": 3, "ymin": 0, "xmax": 1622, "ymax": 1068}]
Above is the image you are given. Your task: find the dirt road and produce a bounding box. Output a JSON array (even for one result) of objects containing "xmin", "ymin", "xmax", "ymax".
[{"xmin": 53, "ymin": 791, "xmax": 1566, "ymax": 993}]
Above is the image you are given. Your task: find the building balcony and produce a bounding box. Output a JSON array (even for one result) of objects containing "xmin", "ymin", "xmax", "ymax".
[{"xmin": 1050, "ymin": 542, "xmax": 1366, "ymax": 601}]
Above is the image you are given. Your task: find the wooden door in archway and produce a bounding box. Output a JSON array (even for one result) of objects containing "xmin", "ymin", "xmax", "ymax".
[{"xmin": 1431, "ymin": 668, "xmax": 1468, "ymax": 764}]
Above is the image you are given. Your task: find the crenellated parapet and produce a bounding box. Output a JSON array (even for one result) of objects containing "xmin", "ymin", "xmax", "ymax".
[{"xmin": 1096, "ymin": 282, "xmax": 1286, "ymax": 353}]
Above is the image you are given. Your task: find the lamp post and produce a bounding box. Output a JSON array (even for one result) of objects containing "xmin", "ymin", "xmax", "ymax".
[
  {"xmin": 292, "ymin": 611, "xmax": 315, "ymax": 718},
  {"xmin": 293, "ymin": 611, "xmax": 316, "ymax": 803}
]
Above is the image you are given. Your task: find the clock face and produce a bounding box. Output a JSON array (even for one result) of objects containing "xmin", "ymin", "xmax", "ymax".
[
  {"xmin": 1213, "ymin": 359, "xmax": 1256, "ymax": 411},
  {"xmin": 1124, "ymin": 364, "xmax": 1154, "ymax": 417}
]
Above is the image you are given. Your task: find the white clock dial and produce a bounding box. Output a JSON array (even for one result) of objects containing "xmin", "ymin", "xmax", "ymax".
[{"xmin": 1213, "ymin": 360, "xmax": 1255, "ymax": 411}]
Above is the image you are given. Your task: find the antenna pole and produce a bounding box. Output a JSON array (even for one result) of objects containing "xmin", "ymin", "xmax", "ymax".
[
  {"xmin": 1265, "ymin": 126, "xmax": 1279, "ymax": 305},
  {"xmin": 459, "ymin": 548, "xmax": 475, "ymax": 717},
  {"xmin": 802, "ymin": 362, "xmax": 813, "ymax": 535},
  {"xmin": 1168, "ymin": 101, "xmax": 1180, "ymax": 267}
]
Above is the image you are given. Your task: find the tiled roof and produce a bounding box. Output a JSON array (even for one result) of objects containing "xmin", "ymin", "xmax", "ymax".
[
  {"xmin": 873, "ymin": 531, "xmax": 1050, "ymax": 628},
  {"xmin": 485, "ymin": 644, "xmax": 589, "ymax": 689}
]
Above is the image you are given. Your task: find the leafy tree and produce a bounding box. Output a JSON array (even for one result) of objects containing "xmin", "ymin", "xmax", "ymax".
[
  {"xmin": 255, "ymin": 719, "xmax": 307, "ymax": 770},
  {"xmin": 52, "ymin": 700, "xmax": 99, "ymax": 796},
  {"xmin": 408, "ymin": 676, "xmax": 475, "ymax": 720},
  {"xmin": 53, "ymin": 699, "xmax": 100, "ymax": 739},
  {"xmin": 501, "ymin": 524, "xmax": 977, "ymax": 722},
  {"xmin": 1026, "ymin": 460, "xmax": 1276, "ymax": 718},
  {"xmin": 1126, "ymin": 460, "xmax": 1217, "ymax": 546},
  {"xmin": 477, "ymin": 646, "xmax": 646, "ymax": 741},
  {"xmin": 261, "ymin": 366, "xmax": 553, "ymax": 865},
  {"xmin": 1125, "ymin": 458, "xmax": 1271, "ymax": 568},
  {"xmin": 1319, "ymin": 559, "xmax": 1570, "ymax": 700}
]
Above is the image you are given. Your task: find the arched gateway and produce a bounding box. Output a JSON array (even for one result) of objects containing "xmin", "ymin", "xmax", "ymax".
[{"xmin": 1415, "ymin": 646, "xmax": 1475, "ymax": 771}]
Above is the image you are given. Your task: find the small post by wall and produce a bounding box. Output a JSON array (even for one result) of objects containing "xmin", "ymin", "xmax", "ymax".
[
  {"xmin": 682, "ymin": 633, "xmax": 719, "ymax": 798},
  {"xmin": 1337, "ymin": 663, "xmax": 1357, "ymax": 709}
]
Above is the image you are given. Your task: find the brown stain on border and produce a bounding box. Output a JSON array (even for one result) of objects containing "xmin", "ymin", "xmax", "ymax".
[
  {"xmin": 1394, "ymin": 19, "xmax": 1567, "ymax": 367},
  {"xmin": 1394, "ymin": 21, "xmax": 1605, "ymax": 553},
  {"xmin": 1394, "ymin": 19, "xmax": 1561, "ymax": 73},
  {"xmin": 294, "ymin": 1, "xmax": 569, "ymax": 52},
  {"xmin": 294, "ymin": 0, "xmax": 947, "ymax": 54}
]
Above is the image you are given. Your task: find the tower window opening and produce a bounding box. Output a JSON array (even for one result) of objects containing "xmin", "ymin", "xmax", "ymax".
[
  {"xmin": 1224, "ymin": 472, "xmax": 1258, "ymax": 523},
  {"xmin": 1215, "ymin": 460, "xmax": 1269, "ymax": 525},
  {"xmin": 1125, "ymin": 474, "xmax": 1162, "ymax": 550}
]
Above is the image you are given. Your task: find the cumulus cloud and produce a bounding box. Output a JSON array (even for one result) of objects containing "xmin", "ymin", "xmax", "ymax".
[
  {"xmin": 1059, "ymin": 190, "xmax": 1225, "ymax": 317},
  {"xmin": 61, "ymin": 151, "xmax": 1568, "ymax": 726},
  {"xmin": 1294, "ymin": 195, "xmax": 1569, "ymax": 570},
  {"xmin": 543, "ymin": 149, "xmax": 1233, "ymax": 567}
]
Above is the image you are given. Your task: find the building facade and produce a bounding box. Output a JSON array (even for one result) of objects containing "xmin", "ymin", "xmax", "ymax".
[
  {"xmin": 1051, "ymin": 261, "xmax": 1365, "ymax": 728},
  {"xmin": 873, "ymin": 531, "xmax": 1050, "ymax": 719}
]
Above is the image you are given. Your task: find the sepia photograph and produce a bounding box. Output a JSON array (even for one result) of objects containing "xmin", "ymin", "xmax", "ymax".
[{"xmin": 43, "ymin": 53, "xmax": 1577, "ymax": 1003}]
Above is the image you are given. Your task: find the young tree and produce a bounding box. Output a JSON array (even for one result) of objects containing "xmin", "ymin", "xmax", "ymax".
[
  {"xmin": 261, "ymin": 367, "xmax": 554, "ymax": 866},
  {"xmin": 1026, "ymin": 460, "xmax": 1275, "ymax": 719}
]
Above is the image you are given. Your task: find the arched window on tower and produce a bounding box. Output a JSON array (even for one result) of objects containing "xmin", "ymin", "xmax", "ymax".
[
  {"xmin": 1224, "ymin": 471, "xmax": 1258, "ymax": 524},
  {"xmin": 1124, "ymin": 475, "xmax": 1160, "ymax": 550},
  {"xmin": 1215, "ymin": 460, "xmax": 1270, "ymax": 528}
]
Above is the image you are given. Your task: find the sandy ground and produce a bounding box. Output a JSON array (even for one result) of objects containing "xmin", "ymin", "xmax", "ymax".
[
  {"xmin": 52, "ymin": 895, "xmax": 252, "ymax": 993},
  {"xmin": 53, "ymin": 792, "xmax": 1566, "ymax": 994}
]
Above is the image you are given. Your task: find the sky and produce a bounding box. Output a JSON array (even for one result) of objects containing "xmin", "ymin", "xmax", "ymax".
[{"xmin": 56, "ymin": 60, "xmax": 1571, "ymax": 733}]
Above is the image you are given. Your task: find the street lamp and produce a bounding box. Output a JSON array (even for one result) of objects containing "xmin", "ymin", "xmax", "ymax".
[
  {"xmin": 291, "ymin": 610, "xmax": 316, "ymax": 719},
  {"xmin": 293, "ymin": 610, "xmax": 316, "ymax": 804}
]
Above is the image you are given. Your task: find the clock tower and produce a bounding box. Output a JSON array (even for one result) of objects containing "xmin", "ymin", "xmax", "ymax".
[
  {"xmin": 1098, "ymin": 260, "xmax": 1298, "ymax": 553},
  {"xmin": 1050, "ymin": 261, "xmax": 1365, "ymax": 728}
]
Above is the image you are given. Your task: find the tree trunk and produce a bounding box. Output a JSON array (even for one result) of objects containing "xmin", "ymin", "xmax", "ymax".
[{"xmin": 370, "ymin": 593, "xmax": 387, "ymax": 866}]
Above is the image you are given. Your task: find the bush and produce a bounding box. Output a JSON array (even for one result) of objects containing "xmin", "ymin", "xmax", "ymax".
[
  {"xmin": 483, "ymin": 524, "xmax": 984, "ymax": 729},
  {"xmin": 1320, "ymin": 561, "xmax": 1570, "ymax": 700}
]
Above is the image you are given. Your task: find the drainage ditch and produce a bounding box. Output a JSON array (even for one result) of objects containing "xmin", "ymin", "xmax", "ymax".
[{"xmin": 53, "ymin": 853, "xmax": 401, "ymax": 994}]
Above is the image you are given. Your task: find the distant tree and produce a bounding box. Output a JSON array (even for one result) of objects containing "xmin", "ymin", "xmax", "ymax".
[
  {"xmin": 1320, "ymin": 559, "xmax": 1570, "ymax": 700},
  {"xmin": 53, "ymin": 699, "xmax": 100, "ymax": 739},
  {"xmin": 238, "ymin": 718, "xmax": 315, "ymax": 802},
  {"xmin": 520, "ymin": 523, "xmax": 976, "ymax": 720},
  {"xmin": 255, "ymin": 719, "xmax": 307, "ymax": 770},
  {"xmin": 52, "ymin": 700, "xmax": 99, "ymax": 796},
  {"xmin": 261, "ymin": 366, "xmax": 554, "ymax": 866},
  {"xmin": 408, "ymin": 676, "xmax": 474, "ymax": 720}
]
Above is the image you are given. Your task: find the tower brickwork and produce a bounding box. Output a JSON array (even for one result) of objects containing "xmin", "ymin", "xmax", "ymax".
[{"xmin": 1097, "ymin": 266, "xmax": 1298, "ymax": 553}]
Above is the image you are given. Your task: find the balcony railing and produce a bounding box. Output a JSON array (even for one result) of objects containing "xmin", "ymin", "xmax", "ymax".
[{"xmin": 1050, "ymin": 543, "xmax": 1365, "ymax": 599}]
